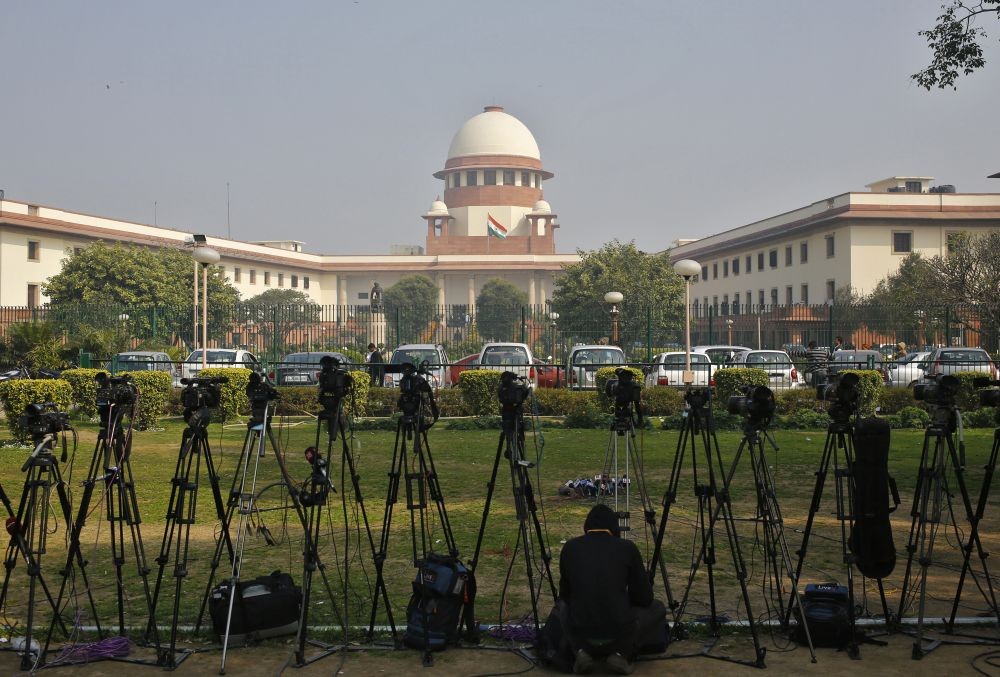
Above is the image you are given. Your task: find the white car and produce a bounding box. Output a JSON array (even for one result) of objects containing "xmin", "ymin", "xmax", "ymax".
[
  {"xmin": 887, "ymin": 351, "xmax": 931, "ymax": 388},
  {"xmin": 727, "ymin": 350, "xmax": 801, "ymax": 389},
  {"xmin": 477, "ymin": 342, "xmax": 537, "ymax": 385},
  {"xmin": 181, "ymin": 349, "xmax": 262, "ymax": 382},
  {"xmin": 384, "ymin": 344, "xmax": 451, "ymax": 389},
  {"xmin": 645, "ymin": 352, "xmax": 711, "ymax": 388},
  {"xmin": 566, "ymin": 345, "xmax": 626, "ymax": 390}
]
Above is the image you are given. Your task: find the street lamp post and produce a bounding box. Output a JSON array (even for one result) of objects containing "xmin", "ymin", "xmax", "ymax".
[
  {"xmin": 603, "ymin": 292, "xmax": 623, "ymax": 347},
  {"xmin": 673, "ymin": 259, "xmax": 701, "ymax": 385},
  {"xmin": 192, "ymin": 245, "xmax": 221, "ymax": 370},
  {"xmin": 549, "ymin": 311, "xmax": 560, "ymax": 386},
  {"xmin": 727, "ymin": 318, "xmax": 734, "ymax": 345}
]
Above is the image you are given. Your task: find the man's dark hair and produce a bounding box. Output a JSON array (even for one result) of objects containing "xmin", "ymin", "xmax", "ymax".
[
  {"xmin": 584, "ymin": 504, "xmax": 620, "ymax": 537},
  {"xmin": 807, "ymin": 340, "xmax": 817, "ymax": 349}
]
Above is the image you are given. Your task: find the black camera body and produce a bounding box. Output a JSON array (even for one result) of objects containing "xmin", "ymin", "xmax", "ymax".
[
  {"xmin": 95, "ymin": 372, "xmax": 137, "ymax": 409},
  {"xmin": 499, "ymin": 371, "xmax": 530, "ymax": 408},
  {"xmin": 318, "ymin": 355, "xmax": 352, "ymax": 406},
  {"xmin": 247, "ymin": 372, "xmax": 279, "ymax": 423},
  {"xmin": 913, "ymin": 373, "xmax": 960, "ymax": 406},
  {"xmin": 974, "ymin": 377, "xmax": 1000, "ymax": 409},
  {"xmin": 180, "ymin": 376, "xmax": 226, "ymax": 428},
  {"xmin": 727, "ymin": 384, "xmax": 776, "ymax": 427},
  {"xmin": 605, "ymin": 367, "xmax": 642, "ymax": 427},
  {"xmin": 20, "ymin": 402, "xmax": 72, "ymax": 440},
  {"xmin": 815, "ymin": 372, "xmax": 861, "ymax": 423},
  {"xmin": 391, "ymin": 362, "xmax": 435, "ymax": 425}
]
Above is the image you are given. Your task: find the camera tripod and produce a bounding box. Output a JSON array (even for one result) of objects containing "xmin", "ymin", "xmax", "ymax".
[
  {"xmin": 368, "ymin": 386, "xmax": 462, "ymax": 663},
  {"xmin": 896, "ymin": 404, "xmax": 1000, "ymax": 659},
  {"xmin": 786, "ymin": 413, "xmax": 891, "ymax": 659},
  {"xmin": 147, "ymin": 400, "xmax": 232, "ymax": 670},
  {"xmin": 648, "ymin": 388, "xmax": 766, "ymax": 667},
  {"xmin": 469, "ymin": 381, "xmax": 555, "ymax": 635},
  {"xmin": 293, "ymin": 386, "xmax": 387, "ymax": 666},
  {"xmin": 0, "ymin": 425, "xmax": 78, "ymax": 670},
  {"xmin": 41, "ymin": 390, "xmax": 160, "ymax": 666}
]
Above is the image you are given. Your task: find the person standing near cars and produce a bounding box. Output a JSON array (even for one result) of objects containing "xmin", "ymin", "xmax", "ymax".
[
  {"xmin": 367, "ymin": 342, "xmax": 385, "ymax": 386},
  {"xmin": 806, "ymin": 340, "xmax": 829, "ymax": 386}
]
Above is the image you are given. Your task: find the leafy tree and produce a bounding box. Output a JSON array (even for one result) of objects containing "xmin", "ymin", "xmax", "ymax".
[
  {"xmin": 241, "ymin": 289, "xmax": 321, "ymax": 357},
  {"xmin": 551, "ymin": 240, "xmax": 684, "ymax": 347},
  {"xmin": 383, "ymin": 275, "xmax": 439, "ymax": 344},
  {"xmin": 43, "ymin": 242, "xmax": 240, "ymax": 345},
  {"xmin": 475, "ymin": 278, "xmax": 528, "ymax": 342},
  {"xmin": 913, "ymin": 0, "xmax": 999, "ymax": 89}
]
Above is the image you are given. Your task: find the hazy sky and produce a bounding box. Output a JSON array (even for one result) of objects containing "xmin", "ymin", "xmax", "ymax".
[{"xmin": 3, "ymin": 1, "xmax": 998, "ymax": 255}]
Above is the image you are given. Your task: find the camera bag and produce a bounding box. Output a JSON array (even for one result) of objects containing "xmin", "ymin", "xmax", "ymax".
[
  {"xmin": 795, "ymin": 583, "xmax": 851, "ymax": 648},
  {"xmin": 403, "ymin": 553, "xmax": 476, "ymax": 652},
  {"xmin": 849, "ymin": 417, "xmax": 900, "ymax": 579},
  {"xmin": 209, "ymin": 570, "xmax": 301, "ymax": 644}
]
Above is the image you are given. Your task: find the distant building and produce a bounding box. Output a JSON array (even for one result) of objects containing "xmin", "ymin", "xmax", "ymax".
[
  {"xmin": 0, "ymin": 105, "xmax": 577, "ymax": 309},
  {"xmin": 666, "ymin": 176, "xmax": 1000, "ymax": 313}
]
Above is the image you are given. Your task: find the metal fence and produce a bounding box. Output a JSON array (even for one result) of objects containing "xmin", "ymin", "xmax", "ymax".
[{"xmin": 2, "ymin": 302, "xmax": 999, "ymax": 366}]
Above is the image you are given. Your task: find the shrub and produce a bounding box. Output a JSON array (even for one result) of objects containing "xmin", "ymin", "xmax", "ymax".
[
  {"xmin": 531, "ymin": 388, "xmax": 590, "ymax": 416},
  {"xmin": 274, "ymin": 386, "xmax": 320, "ymax": 416},
  {"xmin": 199, "ymin": 368, "xmax": 252, "ymax": 420},
  {"xmin": 0, "ymin": 379, "xmax": 73, "ymax": 441},
  {"xmin": 346, "ymin": 370, "xmax": 370, "ymax": 416},
  {"xmin": 961, "ymin": 407, "xmax": 996, "ymax": 428},
  {"xmin": 779, "ymin": 409, "xmax": 830, "ymax": 429},
  {"xmin": 642, "ymin": 388, "xmax": 685, "ymax": 416},
  {"xmin": 595, "ymin": 366, "xmax": 644, "ymax": 410},
  {"xmin": 60, "ymin": 368, "xmax": 105, "ymax": 418},
  {"xmin": 839, "ymin": 370, "xmax": 883, "ymax": 417},
  {"xmin": 130, "ymin": 371, "xmax": 172, "ymax": 430},
  {"xmin": 878, "ymin": 387, "xmax": 920, "ymax": 415},
  {"xmin": 713, "ymin": 368, "xmax": 769, "ymax": 399},
  {"xmin": 898, "ymin": 406, "xmax": 931, "ymax": 429},
  {"xmin": 445, "ymin": 416, "xmax": 501, "ymax": 430},
  {"xmin": 458, "ymin": 370, "xmax": 502, "ymax": 416},
  {"xmin": 775, "ymin": 388, "xmax": 827, "ymax": 415},
  {"xmin": 564, "ymin": 396, "xmax": 612, "ymax": 429},
  {"xmin": 434, "ymin": 388, "xmax": 468, "ymax": 417},
  {"xmin": 951, "ymin": 371, "xmax": 988, "ymax": 412}
]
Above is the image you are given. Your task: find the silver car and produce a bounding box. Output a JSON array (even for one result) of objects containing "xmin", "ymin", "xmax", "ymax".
[
  {"xmin": 644, "ymin": 352, "xmax": 711, "ymax": 388},
  {"xmin": 567, "ymin": 345, "xmax": 626, "ymax": 390},
  {"xmin": 887, "ymin": 351, "xmax": 931, "ymax": 388},
  {"xmin": 925, "ymin": 347, "xmax": 997, "ymax": 379},
  {"xmin": 728, "ymin": 350, "xmax": 801, "ymax": 389}
]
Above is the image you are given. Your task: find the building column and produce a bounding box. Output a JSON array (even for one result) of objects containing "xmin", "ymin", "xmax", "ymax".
[
  {"xmin": 467, "ymin": 275, "xmax": 476, "ymax": 310},
  {"xmin": 528, "ymin": 275, "xmax": 536, "ymax": 306},
  {"xmin": 437, "ymin": 274, "xmax": 446, "ymax": 306},
  {"xmin": 539, "ymin": 275, "xmax": 548, "ymax": 308},
  {"xmin": 338, "ymin": 276, "xmax": 348, "ymax": 308},
  {"xmin": 329, "ymin": 273, "xmax": 338, "ymax": 321}
]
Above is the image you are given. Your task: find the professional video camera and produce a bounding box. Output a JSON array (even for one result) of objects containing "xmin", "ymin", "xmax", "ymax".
[
  {"xmin": 246, "ymin": 372, "xmax": 279, "ymax": 423},
  {"xmin": 318, "ymin": 355, "xmax": 352, "ymax": 408},
  {"xmin": 605, "ymin": 367, "xmax": 642, "ymax": 425},
  {"xmin": 498, "ymin": 370, "xmax": 530, "ymax": 408},
  {"xmin": 816, "ymin": 372, "xmax": 861, "ymax": 423},
  {"xmin": 974, "ymin": 376, "xmax": 1000, "ymax": 409},
  {"xmin": 385, "ymin": 361, "xmax": 437, "ymax": 427},
  {"xmin": 180, "ymin": 376, "xmax": 226, "ymax": 428},
  {"xmin": 914, "ymin": 374, "xmax": 960, "ymax": 407},
  {"xmin": 727, "ymin": 384, "xmax": 776, "ymax": 428},
  {"xmin": 19, "ymin": 402, "xmax": 72, "ymax": 439},
  {"xmin": 95, "ymin": 372, "xmax": 137, "ymax": 419}
]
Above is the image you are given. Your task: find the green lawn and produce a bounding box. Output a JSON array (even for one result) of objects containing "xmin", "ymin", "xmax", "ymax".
[{"xmin": 0, "ymin": 416, "xmax": 997, "ymax": 644}]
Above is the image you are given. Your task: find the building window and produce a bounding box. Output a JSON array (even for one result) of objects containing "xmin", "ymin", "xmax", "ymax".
[
  {"xmin": 452, "ymin": 173, "xmax": 460, "ymax": 188},
  {"xmin": 905, "ymin": 180, "xmax": 922, "ymax": 193},
  {"xmin": 723, "ymin": 260, "xmax": 729, "ymax": 277},
  {"xmin": 801, "ymin": 284, "xmax": 809, "ymax": 305},
  {"xmin": 785, "ymin": 286, "xmax": 793, "ymax": 305},
  {"xmin": 826, "ymin": 234, "xmax": 835, "ymax": 258},
  {"xmin": 503, "ymin": 170, "xmax": 515, "ymax": 185},
  {"xmin": 466, "ymin": 170, "xmax": 478, "ymax": 187},
  {"xmin": 27, "ymin": 240, "xmax": 40, "ymax": 261},
  {"xmin": 892, "ymin": 231, "xmax": 913, "ymax": 254},
  {"xmin": 745, "ymin": 255, "xmax": 752, "ymax": 274},
  {"xmin": 278, "ymin": 273, "xmax": 284, "ymax": 287},
  {"xmin": 357, "ymin": 292, "xmax": 369, "ymax": 300},
  {"xmin": 757, "ymin": 252, "xmax": 765, "ymax": 270},
  {"xmin": 769, "ymin": 249, "xmax": 778, "ymax": 268},
  {"xmin": 785, "ymin": 246, "xmax": 793, "ymax": 266},
  {"xmin": 722, "ymin": 294, "xmax": 729, "ymax": 315},
  {"xmin": 758, "ymin": 289, "xmax": 765, "ymax": 307},
  {"xmin": 521, "ymin": 171, "xmax": 530, "ymax": 186},
  {"xmin": 534, "ymin": 173, "xmax": 541, "ymax": 188},
  {"xmin": 712, "ymin": 263, "xmax": 718, "ymax": 279},
  {"xmin": 712, "ymin": 296, "xmax": 718, "ymax": 312},
  {"xmin": 291, "ymin": 274, "xmax": 298, "ymax": 288},
  {"xmin": 826, "ymin": 279, "xmax": 835, "ymax": 301},
  {"xmin": 264, "ymin": 271, "xmax": 270, "ymax": 285},
  {"xmin": 484, "ymin": 169, "xmax": 497, "ymax": 185},
  {"xmin": 234, "ymin": 267, "xmax": 241, "ymax": 283},
  {"xmin": 770, "ymin": 288, "xmax": 779, "ymax": 306},
  {"xmin": 27, "ymin": 205, "xmax": 39, "ymax": 216},
  {"xmin": 303, "ymin": 276, "xmax": 310, "ymax": 290},
  {"xmin": 701, "ymin": 266, "xmax": 708, "ymax": 281},
  {"xmin": 732, "ymin": 258, "xmax": 740, "ymax": 275},
  {"xmin": 249, "ymin": 269, "xmax": 256, "ymax": 284},
  {"xmin": 27, "ymin": 284, "xmax": 40, "ymax": 308},
  {"xmin": 733, "ymin": 293, "xmax": 741, "ymax": 315},
  {"xmin": 800, "ymin": 241, "xmax": 808, "ymax": 264},
  {"xmin": 746, "ymin": 290, "xmax": 753, "ymax": 310}
]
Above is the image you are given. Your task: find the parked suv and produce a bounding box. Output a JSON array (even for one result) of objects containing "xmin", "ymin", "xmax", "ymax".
[
  {"xmin": 645, "ymin": 351, "xmax": 711, "ymax": 388},
  {"xmin": 476, "ymin": 342, "xmax": 536, "ymax": 385},
  {"xmin": 566, "ymin": 345, "xmax": 626, "ymax": 390},
  {"xmin": 385, "ymin": 344, "xmax": 451, "ymax": 388},
  {"xmin": 827, "ymin": 349, "xmax": 890, "ymax": 383},
  {"xmin": 181, "ymin": 349, "xmax": 262, "ymax": 382},
  {"xmin": 111, "ymin": 351, "xmax": 179, "ymax": 386},
  {"xmin": 273, "ymin": 351, "xmax": 353, "ymax": 386},
  {"xmin": 925, "ymin": 347, "xmax": 997, "ymax": 379},
  {"xmin": 727, "ymin": 350, "xmax": 800, "ymax": 389}
]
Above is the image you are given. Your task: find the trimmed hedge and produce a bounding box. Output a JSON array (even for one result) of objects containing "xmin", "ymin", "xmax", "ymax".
[
  {"xmin": 60, "ymin": 368, "xmax": 104, "ymax": 418},
  {"xmin": 713, "ymin": 368, "xmax": 769, "ymax": 399},
  {"xmin": 839, "ymin": 370, "xmax": 883, "ymax": 417},
  {"xmin": 641, "ymin": 387, "xmax": 685, "ymax": 416},
  {"xmin": 458, "ymin": 370, "xmax": 502, "ymax": 416},
  {"xmin": 531, "ymin": 388, "xmax": 592, "ymax": 416},
  {"xmin": 130, "ymin": 371, "xmax": 173, "ymax": 430},
  {"xmin": 0, "ymin": 379, "xmax": 74, "ymax": 441},
  {"xmin": 198, "ymin": 368, "xmax": 252, "ymax": 420},
  {"xmin": 951, "ymin": 371, "xmax": 988, "ymax": 412}
]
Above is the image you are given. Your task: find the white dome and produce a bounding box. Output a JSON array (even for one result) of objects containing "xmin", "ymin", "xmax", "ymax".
[
  {"xmin": 531, "ymin": 200, "xmax": 552, "ymax": 214},
  {"xmin": 426, "ymin": 199, "xmax": 449, "ymax": 217},
  {"xmin": 447, "ymin": 106, "xmax": 540, "ymax": 160}
]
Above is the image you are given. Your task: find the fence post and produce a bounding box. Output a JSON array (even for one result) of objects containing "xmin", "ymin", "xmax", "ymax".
[
  {"xmin": 271, "ymin": 306, "xmax": 279, "ymax": 361},
  {"xmin": 828, "ymin": 303, "xmax": 834, "ymax": 351},
  {"xmin": 647, "ymin": 306, "xmax": 653, "ymax": 363},
  {"xmin": 944, "ymin": 307, "xmax": 951, "ymax": 347},
  {"xmin": 395, "ymin": 306, "xmax": 401, "ymax": 346},
  {"xmin": 708, "ymin": 305, "xmax": 714, "ymax": 344},
  {"xmin": 520, "ymin": 305, "xmax": 527, "ymax": 344},
  {"xmin": 150, "ymin": 307, "xmax": 158, "ymax": 340}
]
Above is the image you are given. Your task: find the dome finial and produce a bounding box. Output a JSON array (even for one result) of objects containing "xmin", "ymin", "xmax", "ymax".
[{"xmin": 484, "ymin": 105, "xmax": 504, "ymax": 112}]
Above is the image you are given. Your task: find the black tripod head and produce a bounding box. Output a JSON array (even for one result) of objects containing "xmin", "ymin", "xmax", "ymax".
[
  {"xmin": 246, "ymin": 372, "xmax": 279, "ymax": 426},
  {"xmin": 180, "ymin": 376, "xmax": 226, "ymax": 430},
  {"xmin": 605, "ymin": 367, "xmax": 643, "ymax": 430},
  {"xmin": 20, "ymin": 403, "xmax": 73, "ymax": 470},
  {"xmin": 391, "ymin": 361, "xmax": 438, "ymax": 431},
  {"xmin": 498, "ymin": 370, "xmax": 531, "ymax": 426}
]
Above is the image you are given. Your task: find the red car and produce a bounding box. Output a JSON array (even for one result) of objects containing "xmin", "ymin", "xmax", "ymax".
[
  {"xmin": 533, "ymin": 358, "xmax": 561, "ymax": 388},
  {"xmin": 449, "ymin": 353, "xmax": 480, "ymax": 386}
]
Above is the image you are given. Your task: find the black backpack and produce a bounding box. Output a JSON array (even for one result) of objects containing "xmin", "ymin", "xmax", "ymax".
[
  {"xmin": 795, "ymin": 583, "xmax": 851, "ymax": 648},
  {"xmin": 209, "ymin": 570, "xmax": 301, "ymax": 644},
  {"xmin": 403, "ymin": 554, "xmax": 477, "ymax": 652},
  {"xmin": 849, "ymin": 417, "xmax": 900, "ymax": 579}
]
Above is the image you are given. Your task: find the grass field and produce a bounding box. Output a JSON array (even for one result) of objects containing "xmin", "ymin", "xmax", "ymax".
[{"xmin": 0, "ymin": 413, "xmax": 998, "ymax": 648}]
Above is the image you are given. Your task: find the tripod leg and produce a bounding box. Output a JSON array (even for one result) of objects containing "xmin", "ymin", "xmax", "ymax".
[
  {"xmin": 368, "ymin": 421, "xmax": 405, "ymax": 642},
  {"xmin": 469, "ymin": 433, "xmax": 505, "ymax": 575},
  {"xmin": 648, "ymin": 411, "xmax": 694, "ymax": 610}
]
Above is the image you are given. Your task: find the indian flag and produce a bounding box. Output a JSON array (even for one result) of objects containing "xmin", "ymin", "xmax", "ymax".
[{"xmin": 487, "ymin": 213, "xmax": 508, "ymax": 240}]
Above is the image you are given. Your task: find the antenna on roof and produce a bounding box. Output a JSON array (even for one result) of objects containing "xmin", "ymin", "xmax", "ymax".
[{"xmin": 226, "ymin": 182, "xmax": 231, "ymax": 239}]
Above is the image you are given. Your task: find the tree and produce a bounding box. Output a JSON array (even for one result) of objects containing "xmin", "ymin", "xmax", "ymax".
[
  {"xmin": 241, "ymin": 289, "xmax": 321, "ymax": 356},
  {"xmin": 43, "ymin": 242, "xmax": 240, "ymax": 345},
  {"xmin": 913, "ymin": 0, "xmax": 1000, "ymax": 89},
  {"xmin": 551, "ymin": 240, "xmax": 684, "ymax": 347},
  {"xmin": 475, "ymin": 278, "xmax": 529, "ymax": 342},
  {"xmin": 383, "ymin": 275, "xmax": 439, "ymax": 344}
]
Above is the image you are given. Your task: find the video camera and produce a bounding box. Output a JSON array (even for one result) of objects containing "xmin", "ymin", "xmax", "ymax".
[
  {"xmin": 974, "ymin": 376, "xmax": 1000, "ymax": 409},
  {"xmin": 95, "ymin": 372, "xmax": 137, "ymax": 408},
  {"xmin": 318, "ymin": 355, "xmax": 352, "ymax": 407},
  {"xmin": 727, "ymin": 384, "xmax": 776, "ymax": 428},
  {"xmin": 180, "ymin": 376, "xmax": 226, "ymax": 429},
  {"xmin": 386, "ymin": 361, "xmax": 437, "ymax": 426},
  {"xmin": 498, "ymin": 370, "xmax": 530, "ymax": 408},
  {"xmin": 815, "ymin": 372, "xmax": 861, "ymax": 423},
  {"xmin": 913, "ymin": 374, "xmax": 960, "ymax": 406},
  {"xmin": 605, "ymin": 367, "xmax": 642, "ymax": 425},
  {"xmin": 247, "ymin": 371, "xmax": 279, "ymax": 423},
  {"xmin": 20, "ymin": 402, "xmax": 72, "ymax": 440}
]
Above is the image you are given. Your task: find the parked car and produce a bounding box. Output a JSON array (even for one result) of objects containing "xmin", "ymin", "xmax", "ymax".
[
  {"xmin": 692, "ymin": 345, "xmax": 752, "ymax": 381},
  {"xmin": 272, "ymin": 351, "xmax": 352, "ymax": 386},
  {"xmin": 566, "ymin": 345, "xmax": 626, "ymax": 390},
  {"xmin": 644, "ymin": 351, "xmax": 711, "ymax": 388},
  {"xmin": 181, "ymin": 349, "xmax": 262, "ymax": 382},
  {"xmin": 533, "ymin": 358, "xmax": 561, "ymax": 388},
  {"xmin": 827, "ymin": 350, "xmax": 890, "ymax": 383},
  {"xmin": 727, "ymin": 350, "xmax": 800, "ymax": 389},
  {"xmin": 112, "ymin": 350, "xmax": 179, "ymax": 386},
  {"xmin": 924, "ymin": 347, "xmax": 997, "ymax": 379},
  {"xmin": 385, "ymin": 343, "xmax": 451, "ymax": 388},
  {"xmin": 886, "ymin": 351, "xmax": 932, "ymax": 388},
  {"xmin": 449, "ymin": 353, "xmax": 480, "ymax": 386},
  {"xmin": 476, "ymin": 342, "xmax": 536, "ymax": 385}
]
